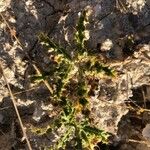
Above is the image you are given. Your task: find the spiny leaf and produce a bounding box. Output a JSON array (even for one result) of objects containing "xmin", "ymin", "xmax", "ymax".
[
  {"xmin": 63, "ymin": 105, "xmax": 72, "ymax": 117},
  {"xmin": 92, "ymin": 61, "xmax": 114, "ymax": 76},
  {"xmin": 75, "ymin": 10, "xmax": 89, "ymax": 53},
  {"xmin": 77, "ymin": 80, "xmax": 88, "ymax": 97},
  {"xmin": 31, "ymin": 75, "xmax": 45, "ymax": 82},
  {"xmin": 55, "ymin": 62, "xmax": 73, "ymax": 97},
  {"xmin": 31, "ymin": 126, "xmax": 52, "ymax": 136},
  {"xmin": 56, "ymin": 79, "xmax": 64, "ymax": 97},
  {"xmin": 101, "ymin": 66, "xmax": 114, "ymax": 76},
  {"xmin": 31, "ymin": 70, "xmax": 56, "ymax": 82},
  {"xmin": 83, "ymin": 126, "xmax": 104, "ymax": 136},
  {"xmin": 81, "ymin": 131, "xmax": 88, "ymax": 142},
  {"xmin": 59, "ymin": 96, "xmax": 67, "ymax": 106},
  {"xmin": 75, "ymin": 137, "xmax": 83, "ymax": 150},
  {"xmin": 54, "ymin": 119, "xmax": 62, "ymax": 128},
  {"xmin": 39, "ymin": 33, "xmax": 71, "ymax": 60},
  {"xmin": 56, "ymin": 128, "xmax": 73, "ymax": 149},
  {"xmin": 79, "ymin": 98, "xmax": 88, "ymax": 106}
]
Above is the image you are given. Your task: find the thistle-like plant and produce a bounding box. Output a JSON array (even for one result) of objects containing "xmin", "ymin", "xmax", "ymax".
[{"xmin": 32, "ymin": 9, "xmax": 114, "ymax": 150}]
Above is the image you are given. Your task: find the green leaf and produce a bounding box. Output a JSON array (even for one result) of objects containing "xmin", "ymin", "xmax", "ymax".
[
  {"xmin": 77, "ymin": 81, "xmax": 87, "ymax": 97},
  {"xmin": 56, "ymin": 79, "xmax": 64, "ymax": 97},
  {"xmin": 85, "ymin": 60, "xmax": 92, "ymax": 70},
  {"xmin": 59, "ymin": 97, "xmax": 67, "ymax": 106},
  {"xmin": 92, "ymin": 61, "xmax": 114, "ymax": 76},
  {"xmin": 102, "ymin": 66, "xmax": 114, "ymax": 76},
  {"xmin": 83, "ymin": 126, "xmax": 104, "ymax": 136},
  {"xmin": 75, "ymin": 137, "xmax": 83, "ymax": 150},
  {"xmin": 54, "ymin": 119, "xmax": 62, "ymax": 128},
  {"xmin": 74, "ymin": 10, "xmax": 88, "ymax": 53},
  {"xmin": 46, "ymin": 127, "xmax": 52, "ymax": 134},
  {"xmin": 81, "ymin": 131, "xmax": 88, "ymax": 142},
  {"xmin": 31, "ymin": 75, "xmax": 45, "ymax": 82},
  {"xmin": 63, "ymin": 105, "xmax": 72, "ymax": 117},
  {"xmin": 79, "ymin": 98, "xmax": 88, "ymax": 106},
  {"xmin": 77, "ymin": 88, "xmax": 87, "ymax": 97},
  {"xmin": 39, "ymin": 33, "xmax": 71, "ymax": 60},
  {"xmin": 56, "ymin": 128, "xmax": 73, "ymax": 149}
]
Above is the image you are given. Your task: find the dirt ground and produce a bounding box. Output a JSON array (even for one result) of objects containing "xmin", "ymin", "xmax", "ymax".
[{"xmin": 0, "ymin": 0, "xmax": 150, "ymax": 150}]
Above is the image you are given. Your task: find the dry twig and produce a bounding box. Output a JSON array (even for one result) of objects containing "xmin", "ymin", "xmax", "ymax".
[{"xmin": 0, "ymin": 63, "xmax": 32, "ymax": 150}]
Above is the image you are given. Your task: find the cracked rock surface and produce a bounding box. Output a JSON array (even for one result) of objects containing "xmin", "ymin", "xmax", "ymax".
[{"xmin": 0, "ymin": 0, "xmax": 150, "ymax": 149}]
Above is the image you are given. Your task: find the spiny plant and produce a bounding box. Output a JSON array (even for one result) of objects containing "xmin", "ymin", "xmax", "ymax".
[{"xmin": 32, "ymin": 9, "xmax": 114, "ymax": 150}]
